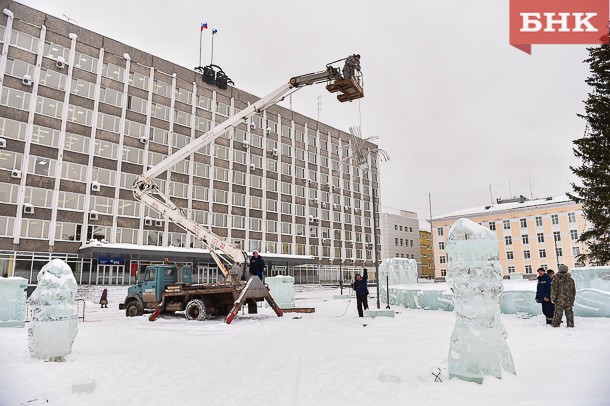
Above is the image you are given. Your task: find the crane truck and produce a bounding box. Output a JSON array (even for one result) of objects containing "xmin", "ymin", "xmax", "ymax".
[{"xmin": 119, "ymin": 60, "xmax": 364, "ymax": 323}]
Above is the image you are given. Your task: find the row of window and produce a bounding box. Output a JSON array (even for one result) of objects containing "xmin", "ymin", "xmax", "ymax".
[
  {"xmin": 394, "ymin": 238, "xmax": 415, "ymax": 247},
  {"xmin": 438, "ymin": 246, "xmax": 581, "ymax": 265},
  {"xmin": 0, "ymin": 216, "xmax": 374, "ymax": 259},
  {"xmin": 437, "ymin": 212, "xmax": 579, "ymax": 237},
  {"xmin": 393, "ymin": 224, "xmax": 415, "ymax": 233},
  {"xmin": 437, "ymin": 229, "xmax": 579, "ymax": 251}
]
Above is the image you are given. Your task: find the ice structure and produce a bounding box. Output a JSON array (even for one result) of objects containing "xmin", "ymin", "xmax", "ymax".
[
  {"xmin": 28, "ymin": 259, "xmax": 78, "ymax": 362},
  {"xmin": 0, "ymin": 277, "xmax": 28, "ymax": 327},
  {"xmin": 445, "ymin": 218, "xmax": 516, "ymax": 383},
  {"xmin": 379, "ymin": 258, "xmax": 418, "ymax": 285},
  {"xmin": 572, "ymin": 266, "xmax": 610, "ymax": 317},
  {"xmin": 264, "ymin": 275, "xmax": 295, "ymax": 309}
]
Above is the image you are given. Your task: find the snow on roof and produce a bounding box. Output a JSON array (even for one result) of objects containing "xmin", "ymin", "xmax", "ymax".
[
  {"xmin": 78, "ymin": 242, "xmax": 314, "ymax": 260},
  {"xmin": 431, "ymin": 195, "xmax": 573, "ymax": 221}
]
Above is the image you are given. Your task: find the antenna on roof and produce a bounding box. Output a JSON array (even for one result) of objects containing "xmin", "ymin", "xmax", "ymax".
[{"xmin": 62, "ymin": 14, "xmax": 79, "ymax": 24}]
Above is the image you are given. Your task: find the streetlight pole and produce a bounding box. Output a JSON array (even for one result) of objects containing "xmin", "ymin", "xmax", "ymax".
[{"xmin": 372, "ymin": 187, "xmax": 380, "ymax": 309}]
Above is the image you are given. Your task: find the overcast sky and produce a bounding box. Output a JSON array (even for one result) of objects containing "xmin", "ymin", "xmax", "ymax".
[{"xmin": 19, "ymin": 0, "xmax": 592, "ymax": 222}]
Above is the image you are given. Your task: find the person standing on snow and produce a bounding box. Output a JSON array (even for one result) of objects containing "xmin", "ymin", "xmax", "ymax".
[
  {"xmin": 249, "ymin": 250, "xmax": 265, "ymax": 280},
  {"xmin": 353, "ymin": 268, "xmax": 369, "ymax": 317},
  {"xmin": 551, "ymin": 264, "xmax": 576, "ymax": 328},
  {"xmin": 342, "ymin": 54, "xmax": 361, "ymax": 81},
  {"xmin": 535, "ymin": 268, "xmax": 553, "ymax": 325},
  {"xmin": 99, "ymin": 288, "xmax": 108, "ymax": 308}
]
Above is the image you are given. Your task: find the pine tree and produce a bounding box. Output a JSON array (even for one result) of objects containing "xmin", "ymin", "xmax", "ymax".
[{"xmin": 568, "ymin": 33, "xmax": 610, "ymax": 266}]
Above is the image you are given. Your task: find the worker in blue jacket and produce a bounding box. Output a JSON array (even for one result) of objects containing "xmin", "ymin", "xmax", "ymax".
[
  {"xmin": 249, "ymin": 251, "xmax": 265, "ymax": 280},
  {"xmin": 353, "ymin": 268, "xmax": 369, "ymax": 317},
  {"xmin": 535, "ymin": 267, "xmax": 554, "ymax": 325}
]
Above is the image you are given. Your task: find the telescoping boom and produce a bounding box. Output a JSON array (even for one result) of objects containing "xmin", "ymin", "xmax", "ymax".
[{"xmin": 133, "ymin": 61, "xmax": 363, "ymax": 278}]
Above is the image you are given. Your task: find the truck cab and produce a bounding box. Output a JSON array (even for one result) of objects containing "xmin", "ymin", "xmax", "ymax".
[{"xmin": 121, "ymin": 264, "xmax": 192, "ymax": 316}]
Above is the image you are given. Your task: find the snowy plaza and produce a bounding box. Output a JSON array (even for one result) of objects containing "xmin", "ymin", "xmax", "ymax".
[{"xmin": 1, "ymin": 284, "xmax": 610, "ymax": 406}]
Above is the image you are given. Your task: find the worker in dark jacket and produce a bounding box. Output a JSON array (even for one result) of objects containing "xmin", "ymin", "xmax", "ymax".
[
  {"xmin": 353, "ymin": 268, "xmax": 369, "ymax": 317},
  {"xmin": 343, "ymin": 54, "xmax": 361, "ymax": 80},
  {"xmin": 535, "ymin": 268, "xmax": 553, "ymax": 324},
  {"xmin": 249, "ymin": 251, "xmax": 265, "ymax": 280},
  {"xmin": 551, "ymin": 264, "xmax": 576, "ymax": 328},
  {"xmin": 99, "ymin": 288, "xmax": 108, "ymax": 308}
]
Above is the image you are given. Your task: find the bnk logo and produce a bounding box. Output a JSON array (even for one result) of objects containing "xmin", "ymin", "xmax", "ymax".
[{"xmin": 510, "ymin": 0, "xmax": 609, "ymax": 54}]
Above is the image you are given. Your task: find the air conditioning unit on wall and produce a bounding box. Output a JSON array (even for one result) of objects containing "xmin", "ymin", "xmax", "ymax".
[
  {"xmin": 89, "ymin": 211, "xmax": 99, "ymax": 220},
  {"xmin": 91, "ymin": 181, "xmax": 101, "ymax": 192},
  {"xmin": 155, "ymin": 219, "xmax": 163, "ymax": 227},
  {"xmin": 144, "ymin": 217, "xmax": 153, "ymax": 226},
  {"xmin": 11, "ymin": 169, "xmax": 21, "ymax": 179},
  {"xmin": 23, "ymin": 204, "xmax": 34, "ymax": 214}
]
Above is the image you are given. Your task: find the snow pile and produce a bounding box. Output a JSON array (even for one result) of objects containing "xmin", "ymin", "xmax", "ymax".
[
  {"xmin": 28, "ymin": 259, "xmax": 78, "ymax": 362},
  {"xmin": 265, "ymin": 275, "xmax": 295, "ymax": 308},
  {"xmin": 0, "ymin": 276, "xmax": 28, "ymax": 328},
  {"xmin": 446, "ymin": 218, "xmax": 515, "ymax": 383}
]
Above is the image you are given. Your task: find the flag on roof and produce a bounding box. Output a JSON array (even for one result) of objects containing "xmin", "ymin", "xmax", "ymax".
[
  {"xmin": 201, "ymin": 22, "xmax": 208, "ymax": 31},
  {"xmin": 212, "ymin": 28, "xmax": 218, "ymax": 35}
]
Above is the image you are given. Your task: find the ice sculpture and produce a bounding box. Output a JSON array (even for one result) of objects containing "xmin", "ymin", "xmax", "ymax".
[
  {"xmin": 264, "ymin": 276, "xmax": 295, "ymax": 309},
  {"xmin": 445, "ymin": 218, "xmax": 516, "ymax": 383},
  {"xmin": 0, "ymin": 277, "xmax": 28, "ymax": 327},
  {"xmin": 572, "ymin": 266, "xmax": 610, "ymax": 291},
  {"xmin": 28, "ymin": 259, "xmax": 78, "ymax": 362},
  {"xmin": 379, "ymin": 258, "xmax": 418, "ymax": 286}
]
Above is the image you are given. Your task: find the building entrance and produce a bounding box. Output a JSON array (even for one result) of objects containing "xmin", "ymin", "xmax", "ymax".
[{"xmin": 96, "ymin": 264, "xmax": 127, "ymax": 285}]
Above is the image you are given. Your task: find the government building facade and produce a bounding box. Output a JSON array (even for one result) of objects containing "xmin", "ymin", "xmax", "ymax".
[{"xmin": 0, "ymin": 1, "xmax": 381, "ymax": 285}]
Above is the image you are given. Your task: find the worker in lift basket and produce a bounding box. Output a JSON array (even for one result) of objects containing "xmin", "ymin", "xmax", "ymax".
[
  {"xmin": 249, "ymin": 251, "xmax": 265, "ymax": 280},
  {"xmin": 342, "ymin": 54, "xmax": 361, "ymax": 81}
]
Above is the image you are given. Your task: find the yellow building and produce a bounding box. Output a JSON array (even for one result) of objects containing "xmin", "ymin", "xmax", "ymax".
[
  {"xmin": 430, "ymin": 196, "xmax": 587, "ymax": 279},
  {"xmin": 419, "ymin": 227, "xmax": 435, "ymax": 278}
]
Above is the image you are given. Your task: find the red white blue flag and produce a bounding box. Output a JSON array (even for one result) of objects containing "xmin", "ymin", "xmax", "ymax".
[{"xmin": 201, "ymin": 22, "xmax": 208, "ymax": 31}]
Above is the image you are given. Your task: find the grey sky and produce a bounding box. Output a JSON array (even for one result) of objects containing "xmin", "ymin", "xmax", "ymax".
[{"xmin": 19, "ymin": 0, "xmax": 591, "ymax": 221}]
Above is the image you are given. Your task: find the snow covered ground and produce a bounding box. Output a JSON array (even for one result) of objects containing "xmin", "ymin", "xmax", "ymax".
[{"xmin": 1, "ymin": 285, "xmax": 609, "ymax": 406}]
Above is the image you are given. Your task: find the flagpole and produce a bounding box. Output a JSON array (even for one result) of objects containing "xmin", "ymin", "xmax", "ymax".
[
  {"xmin": 210, "ymin": 34, "xmax": 214, "ymax": 65},
  {"xmin": 199, "ymin": 27, "xmax": 203, "ymax": 67}
]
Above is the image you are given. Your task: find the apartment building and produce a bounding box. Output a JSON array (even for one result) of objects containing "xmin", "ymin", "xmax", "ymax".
[
  {"xmin": 380, "ymin": 209, "xmax": 422, "ymax": 274},
  {"xmin": 430, "ymin": 195, "xmax": 587, "ymax": 279},
  {"xmin": 0, "ymin": 1, "xmax": 381, "ymax": 285},
  {"xmin": 419, "ymin": 225, "xmax": 434, "ymax": 278}
]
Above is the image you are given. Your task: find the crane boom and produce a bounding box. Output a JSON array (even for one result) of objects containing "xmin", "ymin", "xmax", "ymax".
[{"xmin": 132, "ymin": 62, "xmax": 359, "ymax": 278}]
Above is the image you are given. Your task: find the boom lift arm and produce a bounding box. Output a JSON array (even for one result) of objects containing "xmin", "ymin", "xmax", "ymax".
[{"xmin": 133, "ymin": 63, "xmax": 359, "ymax": 278}]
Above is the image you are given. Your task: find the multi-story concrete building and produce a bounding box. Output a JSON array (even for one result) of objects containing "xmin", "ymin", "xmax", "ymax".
[
  {"xmin": 419, "ymin": 224, "xmax": 434, "ymax": 279},
  {"xmin": 0, "ymin": 1, "xmax": 381, "ymax": 285},
  {"xmin": 430, "ymin": 195, "xmax": 587, "ymax": 279},
  {"xmin": 380, "ymin": 209, "xmax": 421, "ymax": 274}
]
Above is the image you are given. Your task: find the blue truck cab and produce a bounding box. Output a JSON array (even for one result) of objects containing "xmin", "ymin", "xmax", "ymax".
[{"xmin": 121, "ymin": 264, "xmax": 192, "ymax": 317}]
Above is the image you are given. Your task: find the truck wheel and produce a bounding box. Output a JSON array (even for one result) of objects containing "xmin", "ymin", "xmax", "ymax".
[
  {"xmin": 185, "ymin": 299, "xmax": 206, "ymax": 321},
  {"xmin": 125, "ymin": 301, "xmax": 143, "ymax": 317}
]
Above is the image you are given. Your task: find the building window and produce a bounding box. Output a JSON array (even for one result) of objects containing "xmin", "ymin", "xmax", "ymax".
[
  {"xmin": 489, "ymin": 222, "xmax": 496, "ymax": 231},
  {"xmin": 525, "ymin": 265, "xmax": 532, "ymax": 274},
  {"xmin": 539, "ymin": 249, "xmax": 547, "ymax": 258},
  {"xmin": 551, "ymin": 214, "xmax": 559, "ymax": 225},
  {"xmin": 440, "ymin": 256, "xmax": 446, "ymax": 264},
  {"xmin": 520, "ymin": 218, "xmax": 527, "ymax": 228},
  {"xmin": 505, "ymin": 236, "xmax": 512, "ymax": 245},
  {"xmin": 568, "ymin": 212, "xmax": 576, "ymax": 223},
  {"xmin": 394, "ymin": 225, "xmax": 398, "ymax": 231},
  {"xmin": 399, "ymin": 225, "xmax": 403, "ymax": 231},
  {"xmin": 506, "ymin": 251, "xmax": 514, "ymax": 260},
  {"xmin": 503, "ymin": 220, "xmax": 510, "ymax": 229},
  {"xmin": 438, "ymin": 228, "xmax": 444, "ymax": 236},
  {"xmin": 572, "ymin": 247, "xmax": 581, "ymax": 257},
  {"xmin": 523, "ymin": 250, "xmax": 531, "ymax": 259},
  {"xmin": 395, "ymin": 238, "xmax": 398, "ymax": 246},
  {"xmin": 570, "ymin": 230, "xmax": 578, "ymax": 240},
  {"xmin": 553, "ymin": 231, "xmax": 561, "ymax": 242},
  {"xmin": 535, "ymin": 216, "xmax": 543, "ymax": 227},
  {"xmin": 556, "ymin": 248, "xmax": 563, "ymax": 257},
  {"xmin": 522, "ymin": 234, "xmax": 529, "ymax": 244},
  {"xmin": 400, "ymin": 238, "xmax": 404, "ymax": 246},
  {"xmin": 508, "ymin": 266, "xmax": 515, "ymax": 273},
  {"xmin": 440, "ymin": 269, "xmax": 446, "ymax": 277},
  {"xmin": 537, "ymin": 233, "xmax": 544, "ymax": 243}
]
